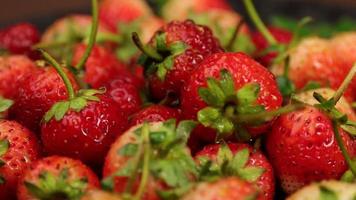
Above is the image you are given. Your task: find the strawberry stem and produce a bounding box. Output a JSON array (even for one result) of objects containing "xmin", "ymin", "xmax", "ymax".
[
  {"xmin": 40, "ymin": 49, "xmax": 76, "ymax": 99},
  {"xmin": 133, "ymin": 123, "xmax": 151, "ymax": 200},
  {"xmin": 242, "ymin": 0, "xmax": 277, "ymax": 45},
  {"xmin": 332, "ymin": 120, "xmax": 356, "ymax": 177},
  {"xmin": 233, "ymin": 103, "xmax": 304, "ymax": 124},
  {"xmin": 333, "ymin": 62, "xmax": 356, "ymax": 105},
  {"xmin": 75, "ymin": 0, "xmax": 99, "ymax": 70},
  {"xmin": 132, "ymin": 32, "xmax": 163, "ymax": 61},
  {"xmin": 225, "ymin": 19, "xmax": 244, "ymax": 51}
]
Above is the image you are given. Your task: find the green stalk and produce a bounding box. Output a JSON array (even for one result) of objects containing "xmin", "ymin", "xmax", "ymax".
[
  {"xmin": 132, "ymin": 32, "xmax": 163, "ymax": 61},
  {"xmin": 242, "ymin": 0, "xmax": 277, "ymax": 45},
  {"xmin": 133, "ymin": 123, "xmax": 151, "ymax": 200},
  {"xmin": 40, "ymin": 49, "xmax": 75, "ymax": 99},
  {"xmin": 225, "ymin": 19, "xmax": 244, "ymax": 51},
  {"xmin": 333, "ymin": 63, "xmax": 356, "ymax": 105},
  {"xmin": 233, "ymin": 103, "xmax": 304, "ymax": 124},
  {"xmin": 75, "ymin": 0, "xmax": 99, "ymax": 70},
  {"xmin": 332, "ymin": 120, "xmax": 356, "ymax": 177},
  {"xmin": 33, "ymin": 41, "xmax": 73, "ymax": 49}
]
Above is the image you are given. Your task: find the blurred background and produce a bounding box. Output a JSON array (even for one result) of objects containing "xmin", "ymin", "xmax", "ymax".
[{"xmin": 1, "ymin": 0, "xmax": 356, "ymax": 30}]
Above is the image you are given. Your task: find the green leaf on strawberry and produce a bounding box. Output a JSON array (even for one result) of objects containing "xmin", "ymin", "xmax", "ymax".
[
  {"xmin": 197, "ymin": 69, "xmax": 268, "ymax": 138},
  {"xmin": 102, "ymin": 120, "xmax": 197, "ymax": 196},
  {"xmin": 319, "ymin": 185, "xmax": 338, "ymax": 200},
  {"xmin": 198, "ymin": 143, "xmax": 265, "ymax": 183},
  {"xmin": 43, "ymin": 88, "xmax": 105, "ymax": 122},
  {"xmin": 0, "ymin": 97, "xmax": 13, "ymax": 114},
  {"xmin": 25, "ymin": 168, "xmax": 88, "ymax": 200}
]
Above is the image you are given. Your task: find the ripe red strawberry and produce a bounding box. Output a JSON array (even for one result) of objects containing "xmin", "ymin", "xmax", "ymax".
[
  {"xmin": 160, "ymin": 0, "xmax": 232, "ymax": 21},
  {"xmin": 139, "ymin": 20, "xmax": 223, "ymax": 101},
  {"xmin": 17, "ymin": 156, "xmax": 99, "ymax": 200},
  {"xmin": 252, "ymin": 26, "xmax": 293, "ymax": 67},
  {"xmin": 99, "ymin": 0, "xmax": 153, "ymax": 32},
  {"xmin": 195, "ymin": 143, "xmax": 275, "ymax": 200},
  {"xmin": 0, "ymin": 120, "xmax": 41, "ymax": 200},
  {"xmin": 10, "ymin": 67, "xmax": 79, "ymax": 132},
  {"xmin": 181, "ymin": 177, "xmax": 258, "ymax": 200},
  {"xmin": 102, "ymin": 120, "xmax": 197, "ymax": 200},
  {"xmin": 105, "ymin": 78, "xmax": 142, "ymax": 117},
  {"xmin": 0, "ymin": 23, "xmax": 40, "ymax": 58},
  {"xmin": 180, "ymin": 52, "xmax": 282, "ymax": 142},
  {"xmin": 0, "ymin": 55, "xmax": 37, "ymax": 99},
  {"xmin": 129, "ymin": 105, "xmax": 180, "ymax": 126},
  {"xmin": 71, "ymin": 43, "xmax": 129, "ymax": 88},
  {"xmin": 41, "ymin": 94, "xmax": 128, "ymax": 167},
  {"xmin": 266, "ymin": 106, "xmax": 355, "ymax": 194}
]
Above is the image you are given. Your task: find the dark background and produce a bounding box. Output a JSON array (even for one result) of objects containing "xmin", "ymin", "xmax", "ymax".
[{"xmin": 0, "ymin": 0, "xmax": 356, "ymax": 30}]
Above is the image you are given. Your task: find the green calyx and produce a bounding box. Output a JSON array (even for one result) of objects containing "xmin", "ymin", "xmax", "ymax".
[
  {"xmin": 25, "ymin": 168, "xmax": 88, "ymax": 200},
  {"xmin": 197, "ymin": 143, "xmax": 265, "ymax": 183},
  {"xmin": 319, "ymin": 185, "xmax": 338, "ymax": 200},
  {"xmin": 101, "ymin": 120, "xmax": 197, "ymax": 199},
  {"xmin": 0, "ymin": 139, "xmax": 9, "ymax": 185},
  {"xmin": 40, "ymin": 48, "xmax": 105, "ymax": 123},
  {"xmin": 0, "ymin": 96, "xmax": 13, "ymax": 118},
  {"xmin": 197, "ymin": 70, "xmax": 265, "ymax": 138},
  {"xmin": 133, "ymin": 32, "xmax": 188, "ymax": 81},
  {"xmin": 43, "ymin": 88, "xmax": 105, "ymax": 122}
]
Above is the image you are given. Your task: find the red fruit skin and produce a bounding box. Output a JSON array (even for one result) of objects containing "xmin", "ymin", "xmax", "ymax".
[
  {"xmin": 99, "ymin": 0, "xmax": 153, "ymax": 32},
  {"xmin": 129, "ymin": 105, "xmax": 180, "ymax": 126},
  {"xmin": 148, "ymin": 20, "xmax": 223, "ymax": 101},
  {"xmin": 0, "ymin": 55, "xmax": 37, "ymax": 99},
  {"xmin": 196, "ymin": 143, "xmax": 275, "ymax": 200},
  {"xmin": 10, "ymin": 67, "xmax": 79, "ymax": 132},
  {"xmin": 17, "ymin": 156, "xmax": 99, "ymax": 200},
  {"xmin": 266, "ymin": 106, "xmax": 355, "ymax": 194},
  {"xmin": 72, "ymin": 44, "xmax": 129, "ymax": 88},
  {"xmin": 105, "ymin": 78, "xmax": 142, "ymax": 117},
  {"xmin": 180, "ymin": 52, "xmax": 283, "ymax": 142},
  {"xmin": 181, "ymin": 177, "xmax": 257, "ymax": 200},
  {"xmin": 0, "ymin": 120, "xmax": 41, "ymax": 200},
  {"xmin": 0, "ymin": 23, "xmax": 40, "ymax": 58},
  {"xmin": 41, "ymin": 95, "xmax": 128, "ymax": 167},
  {"xmin": 252, "ymin": 27, "xmax": 292, "ymax": 66}
]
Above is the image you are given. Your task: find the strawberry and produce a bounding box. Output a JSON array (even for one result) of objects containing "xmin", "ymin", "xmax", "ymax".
[
  {"xmin": 270, "ymin": 36, "xmax": 356, "ymax": 102},
  {"xmin": 71, "ymin": 43, "xmax": 129, "ymax": 88},
  {"xmin": 137, "ymin": 20, "xmax": 223, "ymax": 101},
  {"xmin": 287, "ymin": 180, "xmax": 356, "ymax": 200},
  {"xmin": 266, "ymin": 105, "xmax": 355, "ymax": 194},
  {"xmin": 159, "ymin": 0, "xmax": 232, "ymax": 21},
  {"xmin": 105, "ymin": 77, "xmax": 142, "ymax": 117},
  {"xmin": 81, "ymin": 189, "xmax": 122, "ymax": 200},
  {"xmin": 17, "ymin": 156, "xmax": 99, "ymax": 200},
  {"xmin": 0, "ymin": 120, "xmax": 41, "ymax": 200},
  {"xmin": 329, "ymin": 32, "xmax": 356, "ymax": 70},
  {"xmin": 195, "ymin": 143, "xmax": 275, "ymax": 200},
  {"xmin": 41, "ymin": 94, "xmax": 128, "ymax": 167},
  {"xmin": 0, "ymin": 23, "xmax": 40, "ymax": 58},
  {"xmin": 0, "ymin": 55, "xmax": 37, "ymax": 99},
  {"xmin": 129, "ymin": 105, "xmax": 180, "ymax": 126},
  {"xmin": 252, "ymin": 26, "xmax": 293, "ymax": 67},
  {"xmin": 102, "ymin": 120, "xmax": 197, "ymax": 200},
  {"xmin": 294, "ymin": 88, "xmax": 356, "ymax": 121},
  {"xmin": 181, "ymin": 177, "xmax": 258, "ymax": 200},
  {"xmin": 99, "ymin": 0, "xmax": 153, "ymax": 32},
  {"xmin": 188, "ymin": 9, "xmax": 254, "ymax": 54},
  {"xmin": 10, "ymin": 67, "xmax": 79, "ymax": 132},
  {"xmin": 39, "ymin": 50, "xmax": 128, "ymax": 167},
  {"xmin": 41, "ymin": 15, "xmax": 110, "ymax": 44},
  {"xmin": 180, "ymin": 52, "xmax": 282, "ymax": 142}
]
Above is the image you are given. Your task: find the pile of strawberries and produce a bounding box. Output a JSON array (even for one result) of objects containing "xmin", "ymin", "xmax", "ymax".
[{"xmin": 0, "ymin": 0, "xmax": 355, "ymax": 199}]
